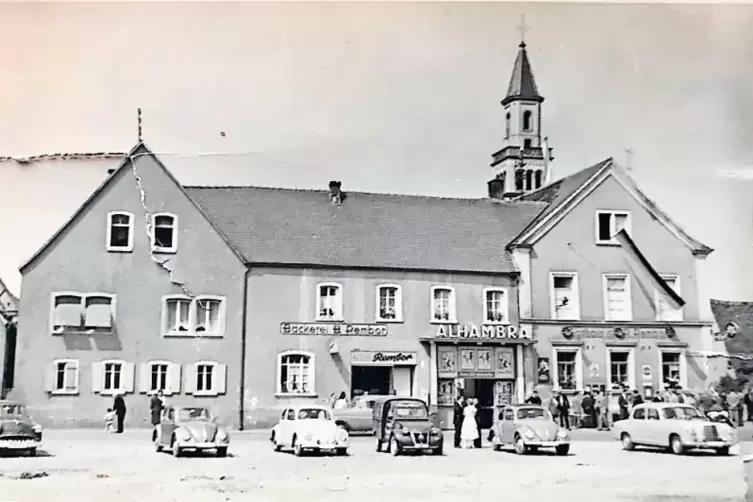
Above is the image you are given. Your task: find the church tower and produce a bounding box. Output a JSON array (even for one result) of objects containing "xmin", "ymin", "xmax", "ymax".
[{"xmin": 488, "ymin": 22, "xmax": 554, "ymax": 199}]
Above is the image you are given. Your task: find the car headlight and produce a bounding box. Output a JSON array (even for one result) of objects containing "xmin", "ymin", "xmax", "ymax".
[
  {"xmin": 337, "ymin": 428, "xmax": 349, "ymax": 440},
  {"xmin": 685, "ymin": 428, "xmax": 698, "ymax": 440},
  {"xmin": 430, "ymin": 427, "xmax": 441, "ymax": 436},
  {"xmin": 557, "ymin": 429, "xmax": 569, "ymax": 439},
  {"xmin": 216, "ymin": 429, "xmax": 229, "ymax": 442},
  {"xmin": 525, "ymin": 430, "xmax": 535, "ymax": 439},
  {"xmin": 32, "ymin": 424, "xmax": 43, "ymax": 434},
  {"xmin": 304, "ymin": 433, "xmax": 313, "ymax": 442}
]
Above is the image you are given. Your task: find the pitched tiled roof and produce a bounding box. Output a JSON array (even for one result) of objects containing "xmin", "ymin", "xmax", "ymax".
[
  {"xmin": 503, "ymin": 42, "xmax": 543, "ymax": 105},
  {"xmin": 185, "ymin": 186, "xmax": 547, "ymax": 274},
  {"xmin": 710, "ymin": 300, "xmax": 753, "ymax": 358}
]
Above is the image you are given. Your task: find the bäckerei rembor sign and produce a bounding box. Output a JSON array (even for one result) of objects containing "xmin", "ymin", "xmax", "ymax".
[
  {"xmin": 435, "ymin": 323, "xmax": 531, "ymax": 340},
  {"xmin": 280, "ymin": 322, "xmax": 388, "ymax": 336}
]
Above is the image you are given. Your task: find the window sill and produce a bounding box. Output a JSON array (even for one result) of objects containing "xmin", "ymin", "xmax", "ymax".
[
  {"xmin": 376, "ymin": 318, "xmax": 404, "ymax": 324},
  {"xmin": 162, "ymin": 331, "xmax": 224, "ymax": 338},
  {"xmin": 430, "ymin": 320, "xmax": 458, "ymax": 325},
  {"xmin": 595, "ymin": 241, "xmax": 621, "ymax": 247},
  {"xmin": 275, "ymin": 393, "xmax": 318, "ymax": 399},
  {"xmin": 151, "ymin": 247, "xmax": 177, "ymax": 254},
  {"xmin": 99, "ymin": 389, "xmax": 127, "ymax": 396},
  {"xmin": 482, "ymin": 321, "xmax": 510, "ymax": 326},
  {"xmin": 193, "ymin": 392, "xmax": 220, "ymax": 397},
  {"xmin": 314, "ymin": 318, "xmax": 344, "ymax": 323},
  {"xmin": 50, "ymin": 390, "xmax": 79, "ymax": 396},
  {"xmin": 106, "ymin": 247, "xmax": 134, "ymax": 253}
]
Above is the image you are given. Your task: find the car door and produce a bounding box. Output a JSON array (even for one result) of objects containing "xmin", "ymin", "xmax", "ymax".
[
  {"xmin": 277, "ymin": 409, "xmax": 288, "ymax": 445},
  {"xmin": 501, "ymin": 407, "xmax": 515, "ymax": 444},
  {"xmin": 283, "ymin": 408, "xmax": 296, "ymax": 444},
  {"xmin": 159, "ymin": 407, "xmax": 176, "ymax": 445},
  {"xmin": 644, "ymin": 407, "xmax": 662, "ymax": 445},
  {"xmin": 629, "ymin": 407, "xmax": 647, "ymax": 444}
]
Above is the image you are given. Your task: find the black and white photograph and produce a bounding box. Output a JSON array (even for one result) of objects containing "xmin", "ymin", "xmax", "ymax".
[{"xmin": 0, "ymin": 1, "xmax": 752, "ymax": 501}]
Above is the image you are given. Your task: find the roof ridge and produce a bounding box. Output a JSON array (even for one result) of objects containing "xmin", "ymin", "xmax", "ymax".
[
  {"xmin": 184, "ymin": 185, "xmax": 549, "ymax": 205},
  {"xmin": 711, "ymin": 299, "xmax": 753, "ymax": 305}
]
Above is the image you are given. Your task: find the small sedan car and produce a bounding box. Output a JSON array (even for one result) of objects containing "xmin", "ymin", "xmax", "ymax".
[
  {"xmin": 374, "ymin": 397, "xmax": 443, "ymax": 456},
  {"xmin": 271, "ymin": 405, "xmax": 349, "ymax": 456},
  {"xmin": 490, "ymin": 404, "xmax": 570, "ymax": 455},
  {"xmin": 153, "ymin": 405, "xmax": 230, "ymax": 457},
  {"xmin": 613, "ymin": 402, "xmax": 736, "ymax": 456},
  {"xmin": 0, "ymin": 401, "xmax": 43, "ymax": 456}
]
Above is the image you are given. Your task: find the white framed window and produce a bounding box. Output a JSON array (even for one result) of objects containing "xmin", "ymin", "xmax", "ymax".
[
  {"xmin": 151, "ymin": 213, "xmax": 178, "ymax": 253},
  {"xmin": 595, "ymin": 210, "xmax": 631, "ymax": 244},
  {"xmin": 549, "ymin": 272, "xmax": 580, "ymax": 320},
  {"xmin": 106, "ymin": 211, "xmax": 134, "ymax": 252},
  {"xmin": 138, "ymin": 361, "xmax": 182, "ymax": 395},
  {"xmin": 44, "ymin": 359, "xmax": 80, "ymax": 395},
  {"xmin": 50, "ymin": 292, "xmax": 116, "ymax": 334},
  {"xmin": 607, "ymin": 348, "xmax": 635, "ymax": 390},
  {"xmin": 483, "ymin": 288, "xmax": 508, "ymax": 324},
  {"xmin": 185, "ymin": 361, "xmax": 226, "ymax": 397},
  {"xmin": 161, "ymin": 295, "xmax": 227, "ymax": 337},
  {"xmin": 92, "ymin": 360, "xmax": 135, "ymax": 395},
  {"xmin": 552, "ymin": 348, "xmax": 583, "ymax": 391},
  {"xmin": 430, "ymin": 286, "xmax": 456, "ymax": 323},
  {"xmin": 656, "ymin": 274, "xmax": 683, "ymax": 321},
  {"xmin": 277, "ymin": 350, "xmax": 316, "ymax": 396},
  {"xmin": 376, "ymin": 284, "xmax": 403, "ymax": 322},
  {"xmin": 316, "ymin": 283, "xmax": 343, "ymax": 321},
  {"xmin": 659, "ymin": 350, "xmax": 687, "ymax": 388},
  {"xmin": 603, "ymin": 274, "xmax": 632, "ymax": 321}
]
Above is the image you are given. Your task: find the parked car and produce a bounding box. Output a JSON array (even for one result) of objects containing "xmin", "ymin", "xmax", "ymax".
[
  {"xmin": 334, "ymin": 395, "xmax": 389, "ymax": 434},
  {"xmin": 489, "ymin": 404, "xmax": 570, "ymax": 455},
  {"xmin": 373, "ymin": 397, "xmax": 443, "ymax": 456},
  {"xmin": 0, "ymin": 401, "xmax": 43, "ymax": 456},
  {"xmin": 153, "ymin": 405, "xmax": 230, "ymax": 457},
  {"xmin": 271, "ymin": 405, "xmax": 349, "ymax": 457},
  {"xmin": 613, "ymin": 402, "xmax": 737, "ymax": 456}
]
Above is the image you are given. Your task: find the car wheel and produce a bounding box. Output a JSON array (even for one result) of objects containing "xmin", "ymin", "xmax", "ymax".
[
  {"xmin": 335, "ymin": 448, "xmax": 347, "ymax": 456},
  {"xmin": 171, "ymin": 437, "xmax": 182, "ymax": 458},
  {"xmin": 294, "ymin": 441, "xmax": 304, "ymax": 457},
  {"xmin": 432, "ymin": 444, "xmax": 443, "ymax": 456},
  {"xmin": 216, "ymin": 447, "xmax": 228, "ymax": 458},
  {"xmin": 376, "ymin": 439, "xmax": 382, "ymax": 452},
  {"xmin": 390, "ymin": 436, "xmax": 401, "ymax": 456},
  {"xmin": 153, "ymin": 430, "xmax": 163, "ymax": 453},
  {"xmin": 555, "ymin": 445, "xmax": 570, "ymax": 456},
  {"xmin": 716, "ymin": 447, "xmax": 730, "ymax": 456},
  {"xmin": 621, "ymin": 433, "xmax": 635, "ymax": 451},
  {"xmin": 529, "ymin": 446, "xmax": 540, "ymax": 454},
  {"xmin": 670, "ymin": 435, "xmax": 685, "ymax": 455},
  {"xmin": 271, "ymin": 432, "xmax": 282, "ymax": 452},
  {"xmin": 514, "ymin": 435, "xmax": 526, "ymax": 455}
]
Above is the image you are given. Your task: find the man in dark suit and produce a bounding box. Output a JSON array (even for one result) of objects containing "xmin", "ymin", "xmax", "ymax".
[
  {"xmin": 555, "ymin": 391, "xmax": 570, "ymax": 430},
  {"xmin": 113, "ymin": 393, "xmax": 127, "ymax": 433},
  {"xmin": 453, "ymin": 395, "xmax": 464, "ymax": 448}
]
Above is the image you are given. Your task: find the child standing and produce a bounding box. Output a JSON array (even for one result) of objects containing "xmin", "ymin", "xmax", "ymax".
[{"xmin": 104, "ymin": 408, "xmax": 116, "ymax": 433}]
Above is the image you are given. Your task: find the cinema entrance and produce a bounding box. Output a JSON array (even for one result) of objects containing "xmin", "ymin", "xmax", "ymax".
[{"xmin": 350, "ymin": 350, "xmax": 417, "ymax": 398}]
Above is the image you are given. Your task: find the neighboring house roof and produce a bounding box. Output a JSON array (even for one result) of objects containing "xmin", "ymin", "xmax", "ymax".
[
  {"xmin": 185, "ymin": 186, "xmax": 547, "ymax": 274},
  {"xmin": 0, "ymin": 277, "xmax": 18, "ymax": 317},
  {"xmin": 509, "ymin": 158, "xmax": 713, "ymax": 255},
  {"xmin": 0, "ymin": 152, "xmax": 126, "ymax": 164},
  {"xmin": 502, "ymin": 42, "xmax": 543, "ymax": 106},
  {"xmin": 710, "ymin": 300, "xmax": 753, "ymax": 359}
]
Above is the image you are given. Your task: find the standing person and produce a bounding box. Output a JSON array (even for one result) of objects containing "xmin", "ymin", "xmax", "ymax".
[
  {"xmin": 571, "ymin": 391, "xmax": 583, "ymax": 429},
  {"xmin": 460, "ymin": 399, "xmax": 479, "ymax": 448},
  {"xmin": 554, "ymin": 392, "xmax": 571, "ymax": 430},
  {"xmin": 113, "ymin": 392, "xmax": 126, "ymax": 434},
  {"xmin": 472, "ymin": 399, "xmax": 483, "ymax": 448},
  {"xmin": 608, "ymin": 388, "xmax": 621, "ymax": 424},
  {"xmin": 549, "ymin": 394, "xmax": 560, "ymax": 424},
  {"xmin": 744, "ymin": 388, "xmax": 753, "ymax": 422},
  {"xmin": 150, "ymin": 390, "xmax": 164, "ymax": 431},
  {"xmin": 453, "ymin": 395, "xmax": 465, "ymax": 448},
  {"xmin": 581, "ymin": 391, "xmax": 596, "ymax": 429},
  {"xmin": 333, "ymin": 391, "xmax": 348, "ymax": 410},
  {"xmin": 618, "ymin": 389, "xmax": 629, "ymax": 420},
  {"xmin": 525, "ymin": 390, "xmax": 542, "ymax": 405},
  {"xmin": 595, "ymin": 390, "xmax": 609, "ymax": 431}
]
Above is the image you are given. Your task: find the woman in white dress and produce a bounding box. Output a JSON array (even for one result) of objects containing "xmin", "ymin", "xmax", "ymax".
[{"xmin": 460, "ymin": 399, "xmax": 479, "ymax": 448}]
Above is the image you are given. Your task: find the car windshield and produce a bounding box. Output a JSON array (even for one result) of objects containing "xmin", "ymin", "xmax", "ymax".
[
  {"xmin": 516, "ymin": 407, "xmax": 550, "ymax": 420},
  {"xmin": 298, "ymin": 408, "xmax": 332, "ymax": 420},
  {"xmin": 391, "ymin": 401, "xmax": 429, "ymax": 419},
  {"xmin": 662, "ymin": 406, "xmax": 704, "ymax": 420},
  {"xmin": 0, "ymin": 404, "xmax": 27, "ymax": 418},
  {"xmin": 177, "ymin": 407, "xmax": 212, "ymax": 422}
]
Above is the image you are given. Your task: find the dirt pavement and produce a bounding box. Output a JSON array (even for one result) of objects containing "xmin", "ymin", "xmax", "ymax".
[{"xmin": 0, "ymin": 430, "xmax": 746, "ymax": 501}]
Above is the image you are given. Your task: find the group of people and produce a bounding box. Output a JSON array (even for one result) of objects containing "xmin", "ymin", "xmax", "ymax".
[
  {"xmin": 452, "ymin": 396, "xmax": 483, "ymax": 449},
  {"xmin": 104, "ymin": 390, "xmax": 166, "ymax": 434}
]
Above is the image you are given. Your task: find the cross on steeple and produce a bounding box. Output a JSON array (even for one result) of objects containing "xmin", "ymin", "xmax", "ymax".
[{"xmin": 517, "ymin": 14, "xmax": 529, "ymax": 47}]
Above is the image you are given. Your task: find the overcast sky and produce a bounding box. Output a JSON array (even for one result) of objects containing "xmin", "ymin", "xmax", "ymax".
[{"xmin": 0, "ymin": 2, "xmax": 751, "ymax": 301}]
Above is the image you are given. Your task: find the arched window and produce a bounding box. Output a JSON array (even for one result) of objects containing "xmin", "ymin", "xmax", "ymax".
[
  {"xmin": 535, "ymin": 170, "xmax": 543, "ymax": 189},
  {"xmin": 525, "ymin": 170, "xmax": 533, "ymax": 191},
  {"xmin": 505, "ymin": 113, "xmax": 511, "ymax": 138},
  {"xmin": 515, "ymin": 170, "xmax": 524, "ymax": 192},
  {"xmin": 523, "ymin": 111, "xmax": 533, "ymax": 131}
]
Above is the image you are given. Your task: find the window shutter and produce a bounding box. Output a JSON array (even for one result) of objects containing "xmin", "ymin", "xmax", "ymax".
[
  {"xmin": 215, "ymin": 364, "xmax": 227, "ymax": 395},
  {"xmin": 138, "ymin": 363, "xmax": 150, "ymax": 393},
  {"xmin": 184, "ymin": 364, "xmax": 196, "ymax": 394},
  {"xmin": 123, "ymin": 362, "xmax": 136, "ymax": 393},
  {"xmin": 44, "ymin": 363, "xmax": 55, "ymax": 392},
  {"xmin": 168, "ymin": 363, "xmax": 182, "ymax": 395},
  {"xmin": 91, "ymin": 362, "xmax": 103, "ymax": 393}
]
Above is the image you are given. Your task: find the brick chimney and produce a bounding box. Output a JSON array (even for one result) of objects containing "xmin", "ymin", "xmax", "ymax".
[{"xmin": 488, "ymin": 177, "xmax": 505, "ymax": 200}]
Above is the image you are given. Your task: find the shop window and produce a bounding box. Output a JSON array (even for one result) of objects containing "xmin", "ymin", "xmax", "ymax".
[
  {"xmin": 603, "ymin": 274, "xmax": 632, "ymax": 321},
  {"xmin": 549, "ymin": 273, "xmax": 580, "ymax": 320},
  {"xmin": 430, "ymin": 286, "xmax": 456, "ymax": 323},
  {"xmin": 376, "ymin": 284, "xmax": 403, "ymax": 322},
  {"xmin": 656, "ymin": 275, "xmax": 683, "ymax": 321},
  {"xmin": 596, "ymin": 210, "xmax": 631, "ymax": 244},
  {"xmin": 553, "ymin": 349, "xmax": 581, "ymax": 391},
  {"xmin": 277, "ymin": 351, "xmax": 315, "ymax": 396},
  {"xmin": 316, "ymin": 283, "xmax": 343, "ymax": 321},
  {"xmin": 483, "ymin": 288, "xmax": 508, "ymax": 324}
]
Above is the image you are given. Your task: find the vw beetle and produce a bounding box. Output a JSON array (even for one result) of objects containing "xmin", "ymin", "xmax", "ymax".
[
  {"xmin": 490, "ymin": 404, "xmax": 570, "ymax": 455},
  {"xmin": 153, "ymin": 405, "xmax": 230, "ymax": 457},
  {"xmin": 271, "ymin": 404, "xmax": 349, "ymax": 456}
]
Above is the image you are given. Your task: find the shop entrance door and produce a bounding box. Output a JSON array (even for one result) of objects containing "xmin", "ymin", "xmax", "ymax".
[
  {"xmin": 351, "ymin": 366, "xmax": 391, "ymax": 398},
  {"xmin": 463, "ymin": 378, "xmax": 495, "ymax": 429}
]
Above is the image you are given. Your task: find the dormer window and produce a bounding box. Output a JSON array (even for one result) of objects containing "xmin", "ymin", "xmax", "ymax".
[
  {"xmin": 151, "ymin": 213, "xmax": 178, "ymax": 253},
  {"xmin": 106, "ymin": 212, "xmax": 134, "ymax": 252}
]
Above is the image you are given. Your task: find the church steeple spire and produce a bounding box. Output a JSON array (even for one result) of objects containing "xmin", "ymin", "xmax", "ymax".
[{"xmin": 487, "ymin": 17, "xmax": 554, "ymax": 200}]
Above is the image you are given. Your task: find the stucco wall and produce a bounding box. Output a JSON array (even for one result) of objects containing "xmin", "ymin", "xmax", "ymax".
[
  {"xmin": 14, "ymin": 151, "xmax": 246, "ymax": 428},
  {"xmin": 241, "ymin": 267, "xmax": 520, "ymax": 428}
]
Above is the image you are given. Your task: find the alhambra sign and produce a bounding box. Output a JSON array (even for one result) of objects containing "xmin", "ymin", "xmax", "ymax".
[{"xmin": 434, "ymin": 323, "xmax": 531, "ymax": 340}]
